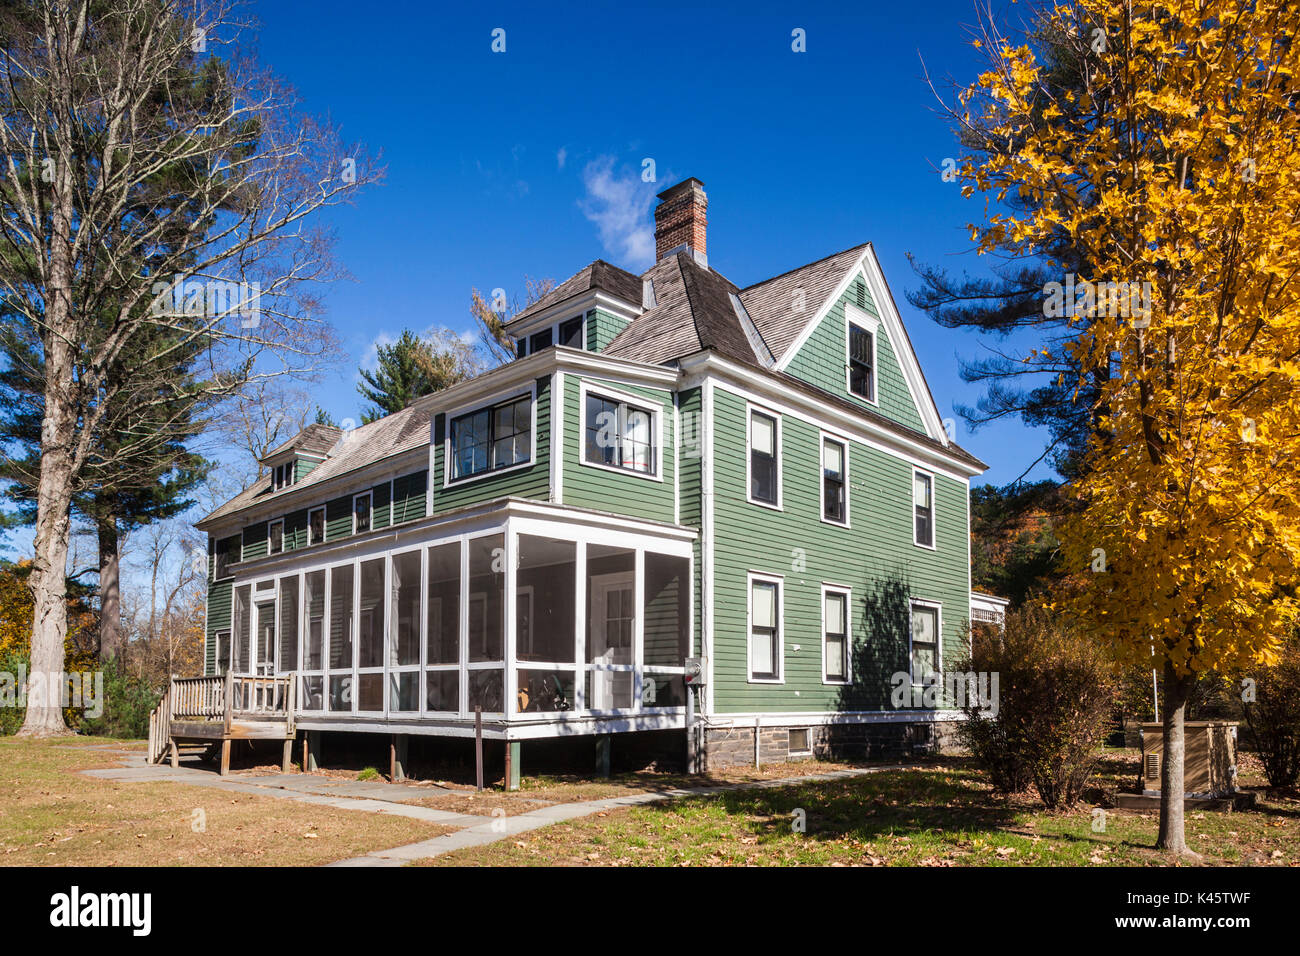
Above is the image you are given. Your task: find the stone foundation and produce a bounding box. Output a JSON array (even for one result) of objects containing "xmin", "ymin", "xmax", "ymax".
[{"xmin": 701, "ymin": 720, "xmax": 961, "ymax": 770}]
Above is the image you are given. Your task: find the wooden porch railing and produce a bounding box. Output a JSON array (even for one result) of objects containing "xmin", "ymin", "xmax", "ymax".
[{"xmin": 147, "ymin": 672, "xmax": 297, "ymax": 764}]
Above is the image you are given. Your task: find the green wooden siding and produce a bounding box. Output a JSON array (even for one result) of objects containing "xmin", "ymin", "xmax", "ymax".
[
  {"xmin": 433, "ymin": 376, "xmax": 552, "ymax": 512},
  {"xmin": 241, "ymin": 522, "xmax": 268, "ymax": 562},
  {"xmin": 678, "ymin": 387, "xmax": 703, "ymax": 657},
  {"xmin": 562, "ymin": 374, "xmax": 675, "ymax": 523},
  {"xmin": 783, "ymin": 277, "xmax": 926, "ymax": 432},
  {"xmin": 205, "ymin": 577, "xmax": 232, "ymax": 676},
  {"xmin": 392, "ymin": 470, "xmax": 429, "ymax": 523},
  {"xmin": 325, "ymin": 494, "xmax": 352, "ymax": 541},
  {"xmin": 295, "ymin": 457, "xmax": 320, "ymax": 480},
  {"xmin": 284, "ymin": 508, "xmax": 309, "ymax": 551},
  {"xmin": 372, "ymin": 480, "xmax": 392, "ymax": 530},
  {"xmin": 586, "ymin": 308, "xmax": 630, "ymax": 353},
  {"xmin": 708, "ymin": 386, "xmax": 969, "ymax": 713}
]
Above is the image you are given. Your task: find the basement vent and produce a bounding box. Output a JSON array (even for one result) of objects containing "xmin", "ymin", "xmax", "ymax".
[
  {"xmin": 788, "ymin": 728, "xmax": 811, "ymax": 755},
  {"xmin": 1145, "ymin": 752, "xmax": 1160, "ymax": 780}
]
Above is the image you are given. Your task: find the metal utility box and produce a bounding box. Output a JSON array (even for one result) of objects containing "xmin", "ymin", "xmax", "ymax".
[{"xmin": 1139, "ymin": 721, "xmax": 1238, "ymax": 798}]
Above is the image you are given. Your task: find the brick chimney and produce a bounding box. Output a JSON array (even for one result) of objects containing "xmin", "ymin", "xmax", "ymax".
[{"xmin": 654, "ymin": 178, "xmax": 708, "ymax": 266}]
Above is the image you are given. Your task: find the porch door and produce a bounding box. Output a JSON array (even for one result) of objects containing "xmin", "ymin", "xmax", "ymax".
[
  {"xmin": 253, "ymin": 600, "xmax": 277, "ymax": 676},
  {"xmin": 589, "ymin": 571, "xmax": 634, "ymax": 709}
]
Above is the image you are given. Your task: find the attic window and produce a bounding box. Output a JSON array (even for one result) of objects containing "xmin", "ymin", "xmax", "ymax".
[
  {"xmin": 272, "ymin": 462, "xmax": 295, "ymax": 491},
  {"xmin": 848, "ymin": 322, "xmax": 876, "ymax": 402},
  {"xmin": 530, "ymin": 328, "xmax": 553, "ymax": 354}
]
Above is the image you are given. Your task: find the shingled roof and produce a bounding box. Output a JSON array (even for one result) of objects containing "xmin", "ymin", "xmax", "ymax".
[
  {"xmin": 510, "ymin": 259, "xmax": 642, "ymax": 324},
  {"xmin": 601, "ymin": 252, "xmax": 759, "ymax": 366},
  {"xmin": 198, "ymin": 404, "xmax": 431, "ymax": 528},
  {"xmin": 739, "ymin": 243, "xmax": 869, "ymax": 364},
  {"xmin": 260, "ymin": 422, "xmax": 343, "ymax": 463}
]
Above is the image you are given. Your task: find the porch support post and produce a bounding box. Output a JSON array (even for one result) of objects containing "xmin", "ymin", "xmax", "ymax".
[
  {"xmin": 391, "ymin": 734, "xmax": 408, "ymax": 782},
  {"xmin": 505, "ymin": 740, "xmax": 521, "ymax": 791},
  {"xmin": 281, "ymin": 735, "xmax": 293, "ymax": 774},
  {"xmin": 595, "ymin": 733, "xmax": 611, "ymax": 778},
  {"xmin": 219, "ymin": 738, "xmax": 231, "ymax": 776},
  {"xmin": 304, "ymin": 731, "xmax": 321, "ymax": 772},
  {"xmin": 169, "ymin": 737, "xmax": 178, "ymax": 769}
]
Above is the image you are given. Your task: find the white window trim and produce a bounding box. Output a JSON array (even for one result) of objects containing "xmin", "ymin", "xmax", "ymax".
[
  {"xmin": 908, "ymin": 598, "xmax": 943, "ymax": 686},
  {"xmin": 787, "ymin": 728, "xmax": 813, "ymax": 756},
  {"xmin": 818, "ymin": 429, "xmax": 851, "ymax": 528},
  {"xmin": 821, "ymin": 583, "xmax": 852, "ymax": 685},
  {"xmin": 577, "ymin": 379, "xmax": 665, "ymax": 483},
  {"xmin": 307, "ymin": 506, "xmax": 326, "ymax": 546},
  {"xmin": 844, "ymin": 301, "xmax": 881, "ymax": 407},
  {"xmin": 517, "ymin": 313, "xmax": 587, "ymax": 358},
  {"xmin": 745, "ymin": 403, "xmax": 783, "ymax": 511},
  {"xmin": 267, "ymin": 518, "xmax": 284, "ymax": 556},
  {"xmin": 352, "ymin": 490, "xmax": 373, "ymax": 536},
  {"xmin": 912, "ymin": 467, "xmax": 937, "ymax": 550},
  {"xmin": 747, "ymin": 571, "xmax": 784, "ymax": 684},
  {"xmin": 443, "ymin": 384, "xmax": 539, "ymax": 488}
]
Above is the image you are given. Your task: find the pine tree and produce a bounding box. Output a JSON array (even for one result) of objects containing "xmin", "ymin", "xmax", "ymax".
[{"xmin": 357, "ymin": 329, "xmax": 480, "ymax": 422}]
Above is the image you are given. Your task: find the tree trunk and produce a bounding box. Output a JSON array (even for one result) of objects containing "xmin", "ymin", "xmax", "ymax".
[
  {"xmin": 97, "ymin": 516, "xmax": 122, "ymax": 661},
  {"xmin": 1155, "ymin": 662, "xmax": 1198, "ymax": 854},
  {"xmin": 19, "ymin": 379, "xmax": 78, "ymax": 737}
]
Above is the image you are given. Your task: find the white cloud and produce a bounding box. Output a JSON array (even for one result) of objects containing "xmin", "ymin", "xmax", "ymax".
[
  {"xmin": 556, "ymin": 146, "xmax": 567, "ymax": 170},
  {"xmin": 578, "ymin": 156, "xmax": 657, "ymax": 269}
]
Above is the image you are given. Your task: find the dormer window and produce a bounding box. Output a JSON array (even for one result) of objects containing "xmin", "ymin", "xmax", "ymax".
[
  {"xmin": 529, "ymin": 328, "xmax": 552, "ymax": 353},
  {"xmin": 559, "ymin": 316, "xmax": 583, "ymax": 349},
  {"xmin": 272, "ymin": 462, "xmax": 295, "ymax": 491},
  {"xmin": 516, "ymin": 337, "xmax": 528, "ymax": 359}
]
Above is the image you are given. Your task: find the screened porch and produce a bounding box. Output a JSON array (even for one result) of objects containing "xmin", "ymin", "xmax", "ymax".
[{"xmin": 218, "ymin": 509, "xmax": 695, "ymax": 731}]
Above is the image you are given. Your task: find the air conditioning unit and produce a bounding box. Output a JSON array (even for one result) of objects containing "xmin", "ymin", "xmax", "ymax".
[{"xmin": 1139, "ymin": 721, "xmax": 1238, "ymax": 798}]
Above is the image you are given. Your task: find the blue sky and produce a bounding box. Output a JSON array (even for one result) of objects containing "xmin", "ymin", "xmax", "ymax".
[{"xmin": 245, "ymin": 0, "xmax": 1053, "ymax": 489}]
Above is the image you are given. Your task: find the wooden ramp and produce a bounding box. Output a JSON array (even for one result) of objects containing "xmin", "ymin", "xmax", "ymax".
[{"xmin": 148, "ymin": 673, "xmax": 297, "ymax": 775}]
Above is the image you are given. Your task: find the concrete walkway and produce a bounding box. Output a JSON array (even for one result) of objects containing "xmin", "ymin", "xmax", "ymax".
[{"xmin": 73, "ymin": 745, "xmax": 891, "ymax": 866}]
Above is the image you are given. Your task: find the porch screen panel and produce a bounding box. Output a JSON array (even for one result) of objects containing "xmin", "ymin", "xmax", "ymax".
[
  {"xmin": 516, "ymin": 536, "xmax": 575, "ymax": 663},
  {"xmin": 643, "ymin": 554, "xmax": 689, "ymax": 667},
  {"xmin": 233, "ymin": 585, "xmax": 250, "ymax": 673},
  {"xmin": 328, "ymin": 563, "xmax": 354, "ymax": 712},
  {"xmin": 279, "ymin": 575, "xmax": 299, "ymax": 671},
  {"xmin": 391, "ymin": 550, "xmax": 421, "ymax": 666},
  {"xmin": 358, "ymin": 558, "xmax": 385, "ymax": 668},
  {"xmin": 468, "ymin": 534, "xmax": 505, "ymax": 662},
  {"xmin": 586, "ymin": 544, "xmax": 635, "ymax": 709},
  {"xmin": 304, "ymin": 570, "xmax": 325, "ymax": 669},
  {"xmin": 426, "ymin": 542, "xmax": 460, "ymax": 665}
]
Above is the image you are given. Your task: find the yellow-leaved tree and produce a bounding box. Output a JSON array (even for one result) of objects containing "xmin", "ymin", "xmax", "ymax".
[{"xmin": 951, "ymin": 0, "xmax": 1300, "ymax": 854}]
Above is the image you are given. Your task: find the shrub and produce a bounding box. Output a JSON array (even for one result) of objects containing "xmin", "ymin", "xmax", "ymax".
[
  {"xmin": 957, "ymin": 604, "xmax": 1116, "ymax": 809},
  {"xmin": 1242, "ymin": 631, "xmax": 1300, "ymax": 789},
  {"xmin": 80, "ymin": 657, "xmax": 160, "ymax": 740}
]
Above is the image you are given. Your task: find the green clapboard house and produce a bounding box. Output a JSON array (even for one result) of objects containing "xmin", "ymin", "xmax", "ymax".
[{"xmin": 194, "ymin": 177, "xmax": 1003, "ymax": 774}]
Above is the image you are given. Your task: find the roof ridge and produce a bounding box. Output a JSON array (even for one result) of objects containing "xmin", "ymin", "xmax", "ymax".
[{"xmin": 739, "ymin": 242, "xmax": 869, "ymax": 293}]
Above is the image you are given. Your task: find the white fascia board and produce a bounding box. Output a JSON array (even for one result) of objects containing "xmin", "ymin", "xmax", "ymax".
[
  {"xmin": 860, "ymin": 244, "xmax": 949, "ymax": 445},
  {"xmin": 678, "ymin": 351, "xmax": 985, "ymax": 480}
]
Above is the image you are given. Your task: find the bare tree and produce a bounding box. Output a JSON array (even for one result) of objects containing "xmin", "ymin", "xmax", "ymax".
[
  {"xmin": 0, "ymin": 0, "xmax": 380, "ymax": 735},
  {"xmin": 470, "ymin": 276, "xmax": 555, "ymax": 365}
]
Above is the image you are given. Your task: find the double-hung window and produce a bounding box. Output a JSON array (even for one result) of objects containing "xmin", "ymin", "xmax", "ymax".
[
  {"xmin": 910, "ymin": 602, "xmax": 940, "ymax": 682},
  {"xmin": 849, "ymin": 322, "xmax": 876, "ymax": 402},
  {"xmin": 749, "ymin": 410, "xmax": 779, "ymax": 506},
  {"xmin": 529, "ymin": 328, "xmax": 553, "ymax": 354},
  {"xmin": 450, "ymin": 395, "xmax": 532, "ymax": 480},
  {"xmin": 308, "ymin": 506, "xmax": 326, "ymax": 545},
  {"xmin": 822, "ymin": 437, "xmax": 847, "ymax": 524},
  {"xmin": 914, "ymin": 470, "xmax": 935, "ymax": 547},
  {"xmin": 584, "ymin": 393, "xmax": 655, "ymax": 475},
  {"xmin": 353, "ymin": 491, "xmax": 372, "ymax": 534},
  {"xmin": 272, "ymin": 462, "xmax": 294, "ymax": 491},
  {"xmin": 823, "ymin": 588, "xmax": 849, "ymax": 682},
  {"xmin": 749, "ymin": 576, "xmax": 781, "ymax": 681},
  {"xmin": 268, "ymin": 519, "xmax": 284, "ymax": 555}
]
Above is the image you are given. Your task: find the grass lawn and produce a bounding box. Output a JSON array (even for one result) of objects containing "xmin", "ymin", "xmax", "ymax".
[
  {"xmin": 0, "ymin": 736, "xmax": 450, "ymax": 866},
  {"xmin": 428, "ymin": 750, "xmax": 1300, "ymax": 867}
]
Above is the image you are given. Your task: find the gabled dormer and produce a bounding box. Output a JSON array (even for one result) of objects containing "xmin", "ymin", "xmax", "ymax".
[
  {"xmin": 259, "ymin": 423, "xmax": 342, "ymax": 491},
  {"xmin": 506, "ymin": 259, "xmax": 643, "ymax": 358}
]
